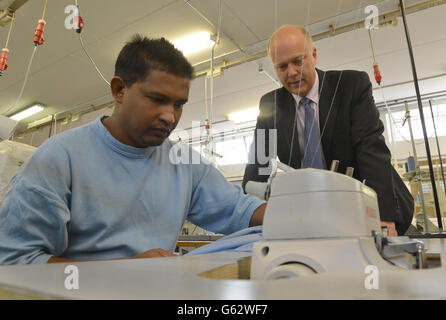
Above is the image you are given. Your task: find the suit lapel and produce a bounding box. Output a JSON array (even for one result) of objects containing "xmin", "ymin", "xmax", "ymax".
[
  {"xmin": 317, "ymin": 68, "xmax": 342, "ymax": 160},
  {"xmin": 275, "ymin": 88, "xmax": 301, "ymax": 167}
]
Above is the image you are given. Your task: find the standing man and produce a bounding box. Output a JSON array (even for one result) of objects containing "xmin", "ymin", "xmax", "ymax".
[
  {"xmin": 0, "ymin": 35, "xmax": 265, "ymax": 265},
  {"xmin": 243, "ymin": 25, "xmax": 413, "ymax": 235}
]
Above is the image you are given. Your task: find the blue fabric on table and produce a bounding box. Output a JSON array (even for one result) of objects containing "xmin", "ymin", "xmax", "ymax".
[{"xmin": 185, "ymin": 226, "xmax": 263, "ymax": 256}]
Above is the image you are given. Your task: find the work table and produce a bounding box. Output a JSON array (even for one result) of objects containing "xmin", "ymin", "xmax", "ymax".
[{"xmin": 0, "ymin": 238, "xmax": 445, "ymax": 299}]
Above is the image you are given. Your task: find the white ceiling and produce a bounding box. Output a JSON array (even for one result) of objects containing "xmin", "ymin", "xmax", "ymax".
[{"xmin": 0, "ymin": 0, "xmax": 445, "ymax": 135}]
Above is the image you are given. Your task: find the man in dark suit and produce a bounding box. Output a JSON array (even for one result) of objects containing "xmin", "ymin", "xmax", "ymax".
[{"xmin": 243, "ymin": 25, "xmax": 413, "ymax": 235}]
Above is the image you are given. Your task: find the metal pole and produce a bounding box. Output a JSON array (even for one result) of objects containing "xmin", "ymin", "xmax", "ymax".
[
  {"xmin": 399, "ymin": 0, "xmax": 443, "ymax": 232},
  {"xmin": 404, "ymin": 102, "xmax": 429, "ymax": 233}
]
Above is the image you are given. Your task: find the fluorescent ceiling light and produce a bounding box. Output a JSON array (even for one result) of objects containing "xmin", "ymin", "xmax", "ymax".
[
  {"xmin": 227, "ymin": 107, "xmax": 259, "ymax": 124},
  {"xmin": 173, "ymin": 32, "xmax": 215, "ymax": 56},
  {"xmin": 26, "ymin": 115, "xmax": 52, "ymax": 129},
  {"xmin": 10, "ymin": 104, "xmax": 44, "ymax": 121}
]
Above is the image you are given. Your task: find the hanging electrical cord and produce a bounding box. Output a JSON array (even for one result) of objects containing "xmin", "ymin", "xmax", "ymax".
[
  {"xmin": 41, "ymin": 0, "xmax": 48, "ymax": 20},
  {"xmin": 51, "ymin": 108, "xmax": 73, "ymax": 137},
  {"xmin": 78, "ymin": 35, "xmax": 110, "ymax": 86},
  {"xmin": 296, "ymin": 0, "xmax": 347, "ymax": 169},
  {"xmin": 368, "ymin": 29, "xmax": 436, "ymax": 232},
  {"xmin": 4, "ymin": 13, "xmax": 15, "ymax": 50},
  {"xmin": 74, "ymin": 0, "xmax": 110, "ymax": 86},
  {"xmin": 383, "ymin": 86, "xmax": 434, "ymax": 146},
  {"xmin": 33, "ymin": 0, "xmax": 48, "ymax": 46},
  {"xmin": 3, "ymin": 46, "xmax": 38, "ymax": 116},
  {"xmin": 367, "ymin": 28, "xmax": 399, "ymax": 163},
  {"xmin": 204, "ymin": 70, "xmax": 209, "ymax": 136},
  {"xmin": 203, "ymin": 0, "xmax": 223, "ymax": 165},
  {"xmin": 0, "ymin": 12, "xmax": 16, "ymax": 77},
  {"xmin": 286, "ymin": 0, "xmax": 313, "ymax": 167},
  {"xmin": 51, "ymin": 111, "xmax": 61, "ymax": 137},
  {"xmin": 305, "ymin": 0, "xmax": 368, "ymax": 170},
  {"xmin": 367, "ymin": 27, "xmax": 429, "ymax": 146},
  {"xmin": 367, "ymin": 29, "xmax": 382, "ymax": 85},
  {"xmin": 2, "ymin": 0, "xmax": 48, "ymax": 117},
  {"xmin": 370, "ymin": 20, "xmax": 435, "ymax": 233}
]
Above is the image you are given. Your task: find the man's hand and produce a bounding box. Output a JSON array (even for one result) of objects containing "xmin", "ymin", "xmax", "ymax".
[
  {"xmin": 381, "ymin": 221, "xmax": 398, "ymax": 236},
  {"xmin": 249, "ymin": 203, "xmax": 266, "ymax": 227},
  {"xmin": 131, "ymin": 248, "xmax": 177, "ymax": 259}
]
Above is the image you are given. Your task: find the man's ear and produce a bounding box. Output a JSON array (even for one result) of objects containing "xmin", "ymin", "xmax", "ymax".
[{"xmin": 110, "ymin": 76, "xmax": 126, "ymax": 104}]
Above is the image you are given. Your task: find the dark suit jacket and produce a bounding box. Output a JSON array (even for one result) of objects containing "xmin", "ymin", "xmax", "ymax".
[{"xmin": 243, "ymin": 68, "xmax": 413, "ymax": 235}]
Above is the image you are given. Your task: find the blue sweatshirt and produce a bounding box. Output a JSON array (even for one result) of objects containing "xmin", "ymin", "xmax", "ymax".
[{"xmin": 0, "ymin": 117, "xmax": 264, "ymax": 264}]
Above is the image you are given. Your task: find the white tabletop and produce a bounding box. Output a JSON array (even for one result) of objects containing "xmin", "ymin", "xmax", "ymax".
[{"xmin": 1, "ymin": 242, "xmax": 446, "ymax": 300}]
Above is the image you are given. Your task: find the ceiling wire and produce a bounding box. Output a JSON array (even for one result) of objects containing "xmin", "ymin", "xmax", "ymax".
[
  {"xmin": 204, "ymin": 0, "xmax": 223, "ymax": 165},
  {"xmin": 367, "ymin": 26, "xmax": 397, "ymax": 162},
  {"xmin": 2, "ymin": 0, "xmax": 49, "ymax": 117},
  {"xmin": 78, "ymin": 33, "xmax": 110, "ymax": 86},
  {"xmin": 286, "ymin": 0, "xmax": 314, "ymax": 166},
  {"xmin": 184, "ymin": 0, "xmax": 278, "ymax": 87},
  {"xmin": 4, "ymin": 12, "xmax": 15, "ymax": 49},
  {"xmin": 287, "ymin": 0, "xmax": 348, "ymax": 169},
  {"xmin": 0, "ymin": 12, "xmax": 15, "ymax": 78},
  {"xmin": 41, "ymin": 0, "xmax": 49, "ymax": 20},
  {"xmin": 368, "ymin": 28, "xmax": 434, "ymax": 146},
  {"xmin": 210, "ymin": 0, "xmax": 254, "ymax": 174},
  {"xmin": 75, "ymin": 1, "xmax": 110, "ymax": 86},
  {"xmin": 366, "ymin": 13, "xmax": 434, "ymax": 153},
  {"xmin": 5, "ymin": 46, "xmax": 38, "ymax": 116}
]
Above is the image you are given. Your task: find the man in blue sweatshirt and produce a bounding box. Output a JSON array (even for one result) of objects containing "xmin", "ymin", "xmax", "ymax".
[{"xmin": 0, "ymin": 35, "xmax": 266, "ymax": 264}]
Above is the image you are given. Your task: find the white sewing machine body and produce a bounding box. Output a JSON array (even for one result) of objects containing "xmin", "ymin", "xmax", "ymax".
[
  {"xmin": 250, "ymin": 168, "xmax": 418, "ymax": 280},
  {"xmin": 262, "ymin": 169, "xmax": 381, "ymax": 240}
]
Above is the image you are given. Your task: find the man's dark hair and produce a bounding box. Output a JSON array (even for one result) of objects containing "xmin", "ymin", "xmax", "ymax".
[{"xmin": 114, "ymin": 34, "xmax": 194, "ymax": 87}]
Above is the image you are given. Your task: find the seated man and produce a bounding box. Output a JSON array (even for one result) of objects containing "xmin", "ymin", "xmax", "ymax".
[
  {"xmin": 243, "ymin": 25, "xmax": 413, "ymax": 236},
  {"xmin": 0, "ymin": 35, "xmax": 266, "ymax": 265}
]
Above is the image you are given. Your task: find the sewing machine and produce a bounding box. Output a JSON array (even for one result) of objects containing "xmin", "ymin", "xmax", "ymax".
[{"xmin": 246, "ymin": 160, "xmax": 425, "ymax": 280}]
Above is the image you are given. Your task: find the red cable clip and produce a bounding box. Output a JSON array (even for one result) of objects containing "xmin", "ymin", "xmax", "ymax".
[
  {"xmin": 76, "ymin": 15, "xmax": 84, "ymax": 33},
  {"xmin": 0, "ymin": 48, "xmax": 9, "ymax": 73},
  {"xmin": 33, "ymin": 19, "xmax": 46, "ymax": 45},
  {"xmin": 373, "ymin": 64, "xmax": 382, "ymax": 85}
]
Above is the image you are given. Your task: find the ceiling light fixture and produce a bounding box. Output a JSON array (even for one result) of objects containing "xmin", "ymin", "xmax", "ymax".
[
  {"xmin": 227, "ymin": 107, "xmax": 259, "ymax": 124},
  {"xmin": 26, "ymin": 114, "xmax": 52, "ymax": 129},
  {"xmin": 173, "ymin": 32, "xmax": 215, "ymax": 56},
  {"xmin": 9, "ymin": 104, "xmax": 44, "ymax": 121}
]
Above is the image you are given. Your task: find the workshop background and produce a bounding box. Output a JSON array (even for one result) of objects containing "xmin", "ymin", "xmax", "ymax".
[{"xmin": 1, "ymin": 0, "xmax": 446, "ymax": 235}]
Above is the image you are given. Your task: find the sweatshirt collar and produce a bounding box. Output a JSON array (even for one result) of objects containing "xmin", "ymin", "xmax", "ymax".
[{"xmin": 95, "ymin": 116, "xmax": 158, "ymax": 158}]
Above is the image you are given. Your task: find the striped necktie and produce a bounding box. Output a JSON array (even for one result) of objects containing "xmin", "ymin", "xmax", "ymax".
[{"xmin": 301, "ymin": 97, "xmax": 324, "ymax": 169}]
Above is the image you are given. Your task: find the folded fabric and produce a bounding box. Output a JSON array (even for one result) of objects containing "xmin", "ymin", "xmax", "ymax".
[{"xmin": 185, "ymin": 226, "xmax": 263, "ymax": 256}]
